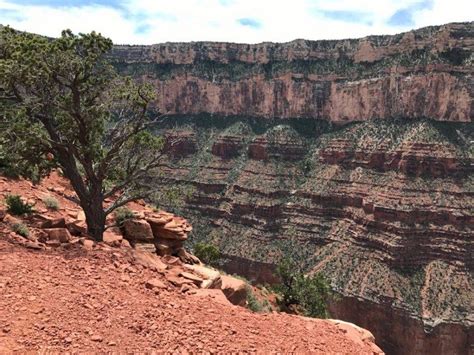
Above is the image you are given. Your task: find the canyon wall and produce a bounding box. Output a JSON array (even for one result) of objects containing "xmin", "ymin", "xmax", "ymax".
[
  {"xmin": 110, "ymin": 22, "xmax": 473, "ymax": 354},
  {"xmin": 112, "ymin": 22, "xmax": 473, "ymax": 123},
  {"xmin": 146, "ymin": 117, "xmax": 473, "ymax": 354}
]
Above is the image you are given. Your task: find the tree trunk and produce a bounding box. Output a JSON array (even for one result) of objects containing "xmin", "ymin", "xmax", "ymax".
[{"xmin": 83, "ymin": 200, "xmax": 106, "ymax": 242}]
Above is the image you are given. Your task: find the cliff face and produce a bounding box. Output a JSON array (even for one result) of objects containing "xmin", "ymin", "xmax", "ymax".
[
  {"xmin": 110, "ymin": 22, "xmax": 473, "ymax": 354},
  {"xmin": 148, "ymin": 117, "xmax": 473, "ymax": 354},
  {"xmin": 112, "ymin": 22, "xmax": 473, "ymax": 123}
]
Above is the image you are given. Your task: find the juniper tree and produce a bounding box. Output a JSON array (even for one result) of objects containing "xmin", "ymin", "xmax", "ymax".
[{"xmin": 0, "ymin": 27, "xmax": 166, "ymax": 241}]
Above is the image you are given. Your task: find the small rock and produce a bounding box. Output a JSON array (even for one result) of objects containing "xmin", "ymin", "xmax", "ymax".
[
  {"xmin": 145, "ymin": 278, "xmax": 167, "ymax": 290},
  {"xmin": 45, "ymin": 240, "xmax": 61, "ymax": 247},
  {"xmin": 82, "ymin": 239, "xmax": 94, "ymax": 250},
  {"xmin": 91, "ymin": 335, "xmax": 103, "ymax": 342},
  {"xmin": 180, "ymin": 271, "xmax": 204, "ymax": 284},
  {"xmin": 120, "ymin": 274, "xmax": 131, "ymax": 282},
  {"xmin": 45, "ymin": 228, "xmax": 71, "ymax": 243}
]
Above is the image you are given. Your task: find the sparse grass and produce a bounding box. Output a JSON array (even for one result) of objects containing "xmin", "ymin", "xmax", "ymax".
[
  {"xmin": 114, "ymin": 207, "xmax": 134, "ymax": 226},
  {"xmin": 12, "ymin": 222, "xmax": 29, "ymax": 237},
  {"xmin": 246, "ymin": 285, "xmax": 264, "ymax": 312},
  {"xmin": 43, "ymin": 196, "xmax": 60, "ymax": 210},
  {"xmin": 5, "ymin": 194, "xmax": 34, "ymax": 215}
]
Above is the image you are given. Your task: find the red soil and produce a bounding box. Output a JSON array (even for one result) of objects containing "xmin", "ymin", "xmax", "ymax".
[{"xmin": 0, "ymin": 239, "xmax": 382, "ymax": 353}]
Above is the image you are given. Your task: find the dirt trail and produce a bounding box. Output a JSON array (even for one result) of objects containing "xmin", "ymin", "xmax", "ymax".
[{"xmin": 0, "ymin": 238, "xmax": 381, "ymax": 353}]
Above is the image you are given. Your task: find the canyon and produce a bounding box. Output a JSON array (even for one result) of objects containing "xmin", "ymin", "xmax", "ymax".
[{"xmin": 110, "ymin": 22, "xmax": 474, "ymax": 354}]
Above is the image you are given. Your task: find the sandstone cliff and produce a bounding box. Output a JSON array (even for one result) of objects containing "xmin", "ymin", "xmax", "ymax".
[{"xmin": 111, "ymin": 22, "xmax": 473, "ymax": 123}]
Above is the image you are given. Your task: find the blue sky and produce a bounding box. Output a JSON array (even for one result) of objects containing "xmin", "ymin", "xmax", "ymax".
[{"xmin": 0, "ymin": 0, "xmax": 472, "ymax": 44}]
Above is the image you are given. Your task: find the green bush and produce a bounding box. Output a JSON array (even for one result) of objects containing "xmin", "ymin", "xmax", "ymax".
[
  {"xmin": 12, "ymin": 222, "xmax": 29, "ymax": 237},
  {"xmin": 193, "ymin": 242, "xmax": 220, "ymax": 266},
  {"xmin": 275, "ymin": 257, "xmax": 332, "ymax": 318},
  {"xmin": 114, "ymin": 207, "xmax": 134, "ymax": 226},
  {"xmin": 5, "ymin": 194, "xmax": 34, "ymax": 215},
  {"xmin": 43, "ymin": 196, "xmax": 60, "ymax": 210},
  {"xmin": 245, "ymin": 286, "xmax": 271, "ymax": 313}
]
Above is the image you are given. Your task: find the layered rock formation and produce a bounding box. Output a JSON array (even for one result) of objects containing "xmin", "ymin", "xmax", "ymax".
[
  {"xmin": 111, "ymin": 22, "xmax": 471, "ymax": 354},
  {"xmin": 112, "ymin": 22, "xmax": 473, "ymax": 123},
  {"xmin": 148, "ymin": 116, "xmax": 473, "ymax": 355}
]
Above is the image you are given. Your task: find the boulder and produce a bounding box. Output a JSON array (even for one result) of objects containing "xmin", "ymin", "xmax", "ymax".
[
  {"xmin": 220, "ymin": 275, "xmax": 248, "ymax": 306},
  {"xmin": 40, "ymin": 217, "xmax": 66, "ymax": 229},
  {"xmin": 191, "ymin": 289, "xmax": 233, "ymax": 307},
  {"xmin": 3, "ymin": 214, "xmax": 21, "ymax": 226},
  {"xmin": 132, "ymin": 250, "xmax": 167, "ymax": 272},
  {"xmin": 155, "ymin": 239, "xmax": 185, "ymax": 257},
  {"xmin": 184, "ymin": 264, "xmax": 222, "ymax": 289},
  {"xmin": 155, "ymin": 243, "xmax": 172, "ymax": 256},
  {"xmin": 327, "ymin": 320, "xmax": 382, "ymax": 353},
  {"xmin": 161, "ymin": 255, "xmax": 181, "ymax": 265},
  {"xmin": 67, "ymin": 220, "xmax": 87, "ymax": 235},
  {"xmin": 180, "ymin": 271, "xmax": 204, "ymax": 285},
  {"xmin": 46, "ymin": 239, "xmax": 61, "ymax": 247},
  {"xmin": 177, "ymin": 248, "xmax": 200, "ymax": 264},
  {"xmin": 103, "ymin": 230, "xmax": 123, "ymax": 246},
  {"xmin": 122, "ymin": 219, "xmax": 154, "ymax": 242},
  {"xmin": 147, "ymin": 215, "xmax": 189, "ymax": 241},
  {"xmin": 145, "ymin": 278, "xmax": 167, "ymax": 290},
  {"xmin": 45, "ymin": 228, "xmax": 71, "ymax": 243},
  {"xmin": 164, "ymin": 274, "xmax": 195, "ymax": 287}
]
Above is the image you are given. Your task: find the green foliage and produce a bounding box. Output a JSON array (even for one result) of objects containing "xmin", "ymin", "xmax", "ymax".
[
  {"xmin": 193, "ymin": 242, "xmax": 220, "ymax": 266},
  {"xmin": 5, "ymin": 194, "xmax": 34, "ymax": 215},
  {"xmin": 12, "ymin": 222, "xmax": 29, "ymax": 237},
  {"xmin": 245, "ymin": 286, "xmax": 271, "ymax": 313},
  {"xmin": 153, "ymin": 185, "xmax": 195, "ymax": 213},
  {"xmin": 43, "ymin": 196, "xmax": 60, "ymax": 211},
  {"xmin": 0, "ymin": 26, "xmax": 166, "ymax": 240},
  {"xmin": 114, "ymin": 207, "xmax": 134, "ymax": 226},
  {"xmin": 275, "ymin": 257, "xmax": 332, "ymax": 318}
]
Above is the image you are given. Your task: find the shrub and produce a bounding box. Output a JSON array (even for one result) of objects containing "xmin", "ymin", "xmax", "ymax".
[
  {"xmin": 114, "ymin": 207, "xmax": 134, "ymax": 226},
  {"xmin": 43, "ymin": 196, "xmax": 60, "ymax": 210},
  {"xmin": 193, "ymin": 242, "xmax": 220, "ymax": 266},
  {"xmin": 246, "ymin": 285, "xmax": 272, "ymax": 313},
  {"xmin": 5, "ymin": 194, "xmax": 34, "ymax": 215},
  {"xmin": 275, "ymin": 257, "xmax": 332, "ymax": 318},
  {"xmin": 12, "ymin": 222, "xmax": 29, "ymax": 237}
]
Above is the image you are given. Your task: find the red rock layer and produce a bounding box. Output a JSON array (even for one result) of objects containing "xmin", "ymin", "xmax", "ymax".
[{"xmin": 112, "ymin": 22, "xmax": 474, "ymax": 122}]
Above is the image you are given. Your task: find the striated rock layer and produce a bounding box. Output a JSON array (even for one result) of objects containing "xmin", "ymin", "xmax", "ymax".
[
  {"xmin": 150, "ymin": 116, "xmax": 473, "ymax": 355},
  {"xmin": 112, "ymin": 22, "xmax": 473, "ymax": 123}
]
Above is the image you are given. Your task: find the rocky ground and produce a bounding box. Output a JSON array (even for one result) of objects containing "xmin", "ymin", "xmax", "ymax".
[{"xmin": 0, "ymin": 174, "xmax": 382, "ymax": 353}]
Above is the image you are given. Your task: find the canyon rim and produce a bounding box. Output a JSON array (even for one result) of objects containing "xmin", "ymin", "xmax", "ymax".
[{"xmin": 111, "ymin": 21, "xmax": 473, "ymax": 354}]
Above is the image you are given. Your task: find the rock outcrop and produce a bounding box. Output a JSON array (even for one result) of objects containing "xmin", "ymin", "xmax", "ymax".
[{"xmin": 111, "ymin": 22, "xmax": 473, "ymax": 123}]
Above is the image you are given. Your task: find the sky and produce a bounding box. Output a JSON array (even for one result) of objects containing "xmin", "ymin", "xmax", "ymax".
[{"xmin": 0, "ymin": 0, "xmax": 472, "ymax": 44}]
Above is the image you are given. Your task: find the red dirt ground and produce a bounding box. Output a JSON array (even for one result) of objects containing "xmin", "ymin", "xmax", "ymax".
[{"xmin": 0, "ymin": 238, "xmax": 383, "ymax": 353}]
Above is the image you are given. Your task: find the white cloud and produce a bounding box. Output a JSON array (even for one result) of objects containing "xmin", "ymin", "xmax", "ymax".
[{"xmin": 0, "ymin": 0, "xmax": 472, "ymax": 44}]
